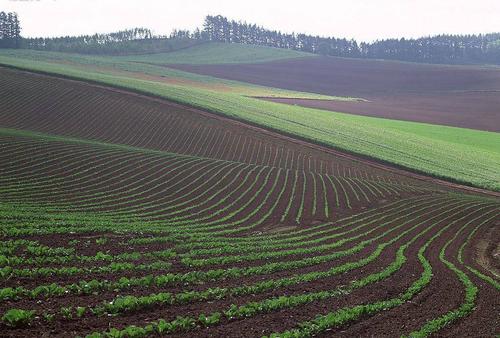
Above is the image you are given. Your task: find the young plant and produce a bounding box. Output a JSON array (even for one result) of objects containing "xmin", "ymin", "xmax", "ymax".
[
  {"xmin": 76, "ymin": 306, "xmax": 86, "ymax": 318},
  {"xmin": 95, "ymin": 238, "xmax": 108, "ymax": 245},
  {"xmin": 2, "ymin": 309, "xmax": 35, "ymax": 328},
  {"xmin": 60, "ymin": 306, "xmax": 73, "ymax": 320},
  {"xmin": 43, "ymin": 312, "xmax": 55, "ymax": 323}
]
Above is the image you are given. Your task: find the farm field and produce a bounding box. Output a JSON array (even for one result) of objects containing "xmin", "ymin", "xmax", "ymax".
[
  {"xmin": 0, "ymin": 47, "xmax": 499, "ymax": 190},
  {"xmin": 0, "ymin": 65, "xmax": 499, "ymax": 337},
  {"xmin": 170, "ymin": 55, "xmax": 500, "ymax": 132}
]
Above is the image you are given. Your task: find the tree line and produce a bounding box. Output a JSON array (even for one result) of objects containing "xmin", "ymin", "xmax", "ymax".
[
  {"xmin": 0, "ymin": 11, "xmax": 21, "ymax": 48},
  {"xmin": 189, "ymin": 15, "xmax": 361, "ymax": 57},
  {"xmin": 1, "ymin": 12, "xmax": 499, "ymax": 64},
  {"xmin": 171, "ymin": 15, "xmax": 499, "ymax": 64},
  {"xmin": 361, "ymin": 34, "xmax": 500, "ymax": 64},
  {"xmin": 19, "ymin": 27, "xmax": 199, "ymax": 55},
  {"xmin": 22, "ymin": 28, "xmax": 159, "ymax": 55}
]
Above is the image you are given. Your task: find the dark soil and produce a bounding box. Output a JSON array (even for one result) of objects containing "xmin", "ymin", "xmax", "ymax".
[{"xmin": 169, "ymin": 56, "xmax": 500, "ymax": 132}]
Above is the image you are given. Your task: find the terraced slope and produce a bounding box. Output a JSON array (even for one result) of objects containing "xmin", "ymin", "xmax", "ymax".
[{"xmin": 0, "ymin": 68, "xmax": 499, "ymax": 337}]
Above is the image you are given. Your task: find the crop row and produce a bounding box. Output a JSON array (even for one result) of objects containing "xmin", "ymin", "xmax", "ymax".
[
  {"xmin": 0, "ymin": 197, "xmax": 473, "ymax": 302},
  {"xmin": 0, "ymin": 131, "xmax": 431, "ymax": 233},
  {"xmin": 7, "ymin": 201, "xmax": 489, "ymax": 337}
]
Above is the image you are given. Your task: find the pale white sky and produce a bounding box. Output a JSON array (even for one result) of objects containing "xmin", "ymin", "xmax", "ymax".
[{"xmin": 1, "ymin": 0, "xmax": 500, "ymax": 41}]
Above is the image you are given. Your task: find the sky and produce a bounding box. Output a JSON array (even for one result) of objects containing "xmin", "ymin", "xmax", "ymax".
[{"xmin": 1, "ymin": 0, "xmax": 500, "ymax": 42}]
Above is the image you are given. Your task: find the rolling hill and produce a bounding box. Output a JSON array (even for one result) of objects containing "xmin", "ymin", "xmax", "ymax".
[{"xmin": 0, "ymin": 46, "xmax": 498, "ymax": 190}]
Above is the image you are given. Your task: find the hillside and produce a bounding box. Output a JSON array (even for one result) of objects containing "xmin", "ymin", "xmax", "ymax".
[
  {"xmin": 119, "ymin": 42, "xmax": 315, "ymax": 64},
  {"xmin": 0, "ymin": 49, "xmax": 498, "ymax": 190}
]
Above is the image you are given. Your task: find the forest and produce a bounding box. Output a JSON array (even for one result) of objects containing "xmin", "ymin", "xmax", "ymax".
[{"xmin": 1, "ymin": 12, "xmax": 499, "ymax": 64}]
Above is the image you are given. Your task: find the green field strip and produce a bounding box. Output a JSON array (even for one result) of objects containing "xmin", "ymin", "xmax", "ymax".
[
  {"xmin": 1, "ymin": 247, "xmax": 177, "ymax": 268},
  {"xmin": 1, "ymin": 260, "xmax": 173, "ymax": 280},
  {"xmin": 0, "ymin": 48, "xmax": 343, "ymax": 100}
]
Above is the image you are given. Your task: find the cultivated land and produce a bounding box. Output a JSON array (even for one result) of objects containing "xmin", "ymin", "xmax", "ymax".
[
  {"xmin": 0, "ymin": 64, "xmax": 499, "ymax": 337},
  {"xmin": 0, "ymin": 46, "xmax": 498, "ymax": 190},
  {"xmin": 170, "ymin": 55, "xmax": 500, "ymax": 132}
]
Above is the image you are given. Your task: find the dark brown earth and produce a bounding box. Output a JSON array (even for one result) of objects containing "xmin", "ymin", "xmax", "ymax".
[{"xmin": 168, "ymin": 56, "xmax": 500, "ymax": 132}]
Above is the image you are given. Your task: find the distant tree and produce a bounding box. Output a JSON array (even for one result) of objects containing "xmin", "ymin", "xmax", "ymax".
[
  {"xmin": 0, "ymin": 12, "xmax": 6, "ymax": 46},
  {"xmin": 0, "ymin": 11, "xmax": 21, "ymax": 48},
  {"xmin": 192, "ymin": 14, "xmax": 500, "ymax": 65}
]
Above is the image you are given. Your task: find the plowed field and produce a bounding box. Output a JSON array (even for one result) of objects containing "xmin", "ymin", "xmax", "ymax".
[{"xmin": 170, "ymin": 56, "xmax": 500, "ymax": 132}]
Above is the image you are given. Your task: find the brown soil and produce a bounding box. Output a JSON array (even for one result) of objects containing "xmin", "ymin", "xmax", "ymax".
[
  {"xmin": 474, "ymin": 223, "xmax": 500, "ymax": 277},
  {"xmin": 169, "ymin": 56, "xmax": 500, "ymax": 132}
]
